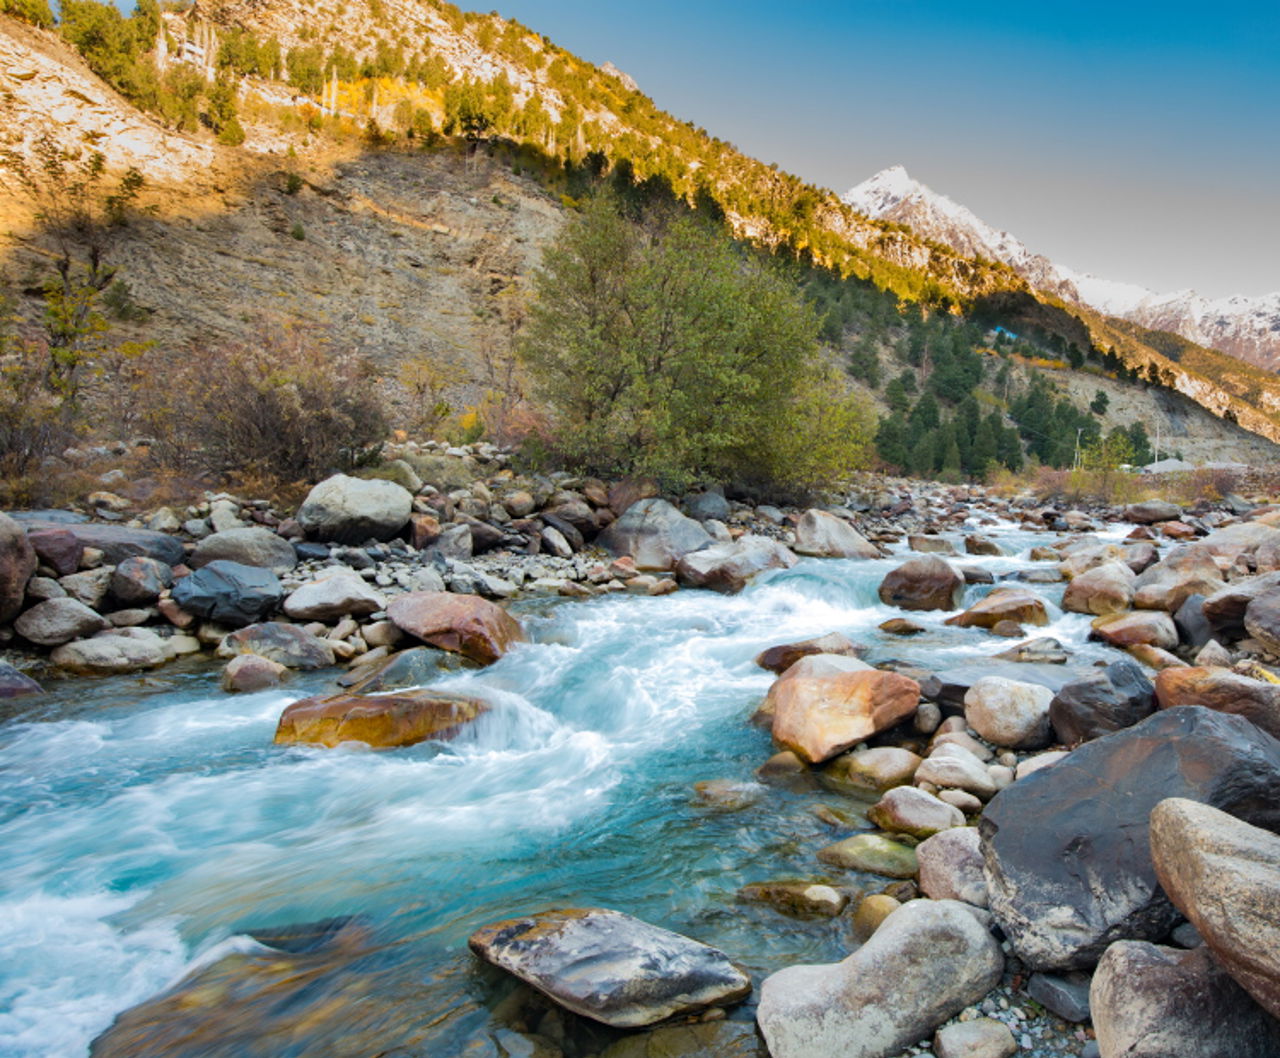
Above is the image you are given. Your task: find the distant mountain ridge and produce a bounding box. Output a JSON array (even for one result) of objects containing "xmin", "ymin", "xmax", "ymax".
[{"xmin": 843, "ymin": 166, "xmax": 1280, "ymax": 370}]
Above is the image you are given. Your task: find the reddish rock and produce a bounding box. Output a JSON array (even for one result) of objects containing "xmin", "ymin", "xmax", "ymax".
[
  {"xmin": 274, "ymin": 688, "xmax": 489, "ymax": 748},
  {"xmin": 1157, "ymin": 520, "xmax": 1198, "ymax": 540},
  {"xmin": 607, "ymin": 476, "xmax": 660, "ymax": 517},
  {"xmin": 221, "ymin": 654, "xmax": 287, "ymax": 693},
  {"xmin": 1091, "ymin": 610, "xmax": 1178, "ymax": 650},
  {"xmin": 946, "ymin": 587, "xmax": 1049, "ymax": 629},
  {"xmin": 408, "ymin": 512, "xmax": 441, "ymax": 550},
  {"xmin": 1061, "ymin": 562, "xmax": 1135, "ymax": 616},
  {"xmin": 1154, "ymin": 666, "xmax": 1280, "ymax": 739},
  {"xmin": 386, "ymin": 591, "xmax": 524, "ymax": 665},
  {"xmin": 755, "ymin": 632, "xmax": 865, "ymax": 674},
  {"xmin": 25, "ymin": 527, "xmax": 82, "ymax": 577},
  {"xmin": 767, "ymin": 658, "xmax": 921, "ymax": 764}
]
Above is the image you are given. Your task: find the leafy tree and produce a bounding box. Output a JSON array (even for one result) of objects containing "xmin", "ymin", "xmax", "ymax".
[
  {"xmin": 1090, "ymin": 390, "xmax": 1109, "ymax": 415},
  {"xmin": 520, "ymin": 194, "xmax": 873, "ymax": 491},
  {"xmin": 884, "ymin": 376, "xmax": 910, "ymax": 414},
  {"xmin": 1127, "ymin": 421, "xmax": 1154, "ymax": 465},
  {"xmin": 2, "ymin": 0, "xmax": 55, "ymax": 27}
]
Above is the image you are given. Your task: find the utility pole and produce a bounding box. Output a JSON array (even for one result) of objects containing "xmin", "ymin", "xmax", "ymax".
[
  {"xmin": 1154, "ymin": 422, "xmax": 1161, "ymax": 465},
  {"xmin": 1074, "ymin": 427, "xmax": 1084, "ymax": 471}
]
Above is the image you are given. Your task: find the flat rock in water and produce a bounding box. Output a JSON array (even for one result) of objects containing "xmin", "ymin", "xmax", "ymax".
[
  {"xmin": 468, "ymin": 908, "xmax": 751, "ymax": 1028},
  {"xmin": 0, "ymin": 661, "xmax": 43, "ymax": 698},
  {"xmin": 980, "ymin": 707, "xmax": 1280, "ymax": 971},
  {"xmin": 275, "ymin": 688, "xmax": 489, "ymax": 748},
  {"xmin": 755, "ymin": 632, "xmax": 865, "ymax": 675},
  {"xmin": 675, "ymin": 534, "xmax": 796, "ymax": 593},
  {"xmin": 946, "ymin": 587, "xmax": 1048, "ymax": 630},
  {"xmin": 878, "ymin": 555, "xmax": 963, "ymax": 611},
  {"xmin": 218, "ymin": 622, "xmax": 335, "ymax": 669}
]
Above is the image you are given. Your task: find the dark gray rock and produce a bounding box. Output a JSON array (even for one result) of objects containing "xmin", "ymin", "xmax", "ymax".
[
  {"xmin": 25, "ymin": 523, "xmax": 183, "ymax": 568},
  {"xmin": 1202, "ymin": 571, "xmax": 1280, "ymax": 640},
  {"xmin": 468, "ymin": 908, "xmax": 751, "ymax": 1028},
  {"xmin": 110, "ymin": 557, "xmax": 174, "ymax": 606},
  {"xmin": 171, "ymin": 561, "xmax": 283, "ymax": 628},
  {"xmin": 981, "ymin": 707, "xmax": 1280, "ymax": 970},
  {"xmin": 1048, "ymin": 659, "xmax": 1155, "ymax": 745},
  {"xmin": 1091, "ymin": 941, "xmax": 1280, "ymax": 1058},
  {"xmin": 1173, "ymin": 592, "xmax": 1213, "ymax": 649},
  {"xmin": 0, "ymin": 661, "xmax": 43, "ymax": 698},
  {"xmin": 1026, "ymin": 971, "xmax": 1091, "ymax": 1022},
  {"xmin": 684, "ymin": 490, "xmax": 731, "ymax": 523}
]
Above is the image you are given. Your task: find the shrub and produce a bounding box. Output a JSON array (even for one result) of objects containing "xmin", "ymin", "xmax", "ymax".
[{"xmin": 148, "ymin": 325, "xmax": 388, "ymax": 482}]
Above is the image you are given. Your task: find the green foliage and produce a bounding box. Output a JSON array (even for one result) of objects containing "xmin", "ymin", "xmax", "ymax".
[
  {"xmin": 2, "ymin": 0, "xmax": 55, "ymax": 27},
  {"xmin": 1090, "ymin": 389, "xmax": 1109, "ymax": 415},
  {"xmin": 289, "ymin": 221, "xmax": 305, "ymax": 241},
  {"xmin": 520, "ymin": 194, "xmax": 873, "ymax": 492}
]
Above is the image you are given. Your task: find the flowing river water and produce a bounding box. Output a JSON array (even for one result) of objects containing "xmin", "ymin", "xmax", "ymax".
[{"xmin": 0, "ymin": 520, "xmax": 1137, "ymax": 1057}]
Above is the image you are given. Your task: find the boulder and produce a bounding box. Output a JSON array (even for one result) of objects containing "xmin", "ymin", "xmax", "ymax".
[
  {"xmin": 0, "ymin": 512, "xmax": 37, "ymax": 623},
  {"xmin": 851, "ymin": 894, "xmax": 901, "ymax": 941},
  {"xmin": 607, "ymin": 477, "xmax": 660, "ymax": 518},
  {"xmin": 468, "ymin": 908, "xmax": 751, "ymax": 1028},
  {"xmin": 917, "ymin": 827, "xmax": 987, "ymax": 907},
  {"xmin": 1243, "ymin": 587, "xmax": 1280, "ymax": 654},
  {"xmin": 766, "ymin": 657, "xmax": 920, "ymax": 764},
  {"xmin": 51, "ymin": 632, "xmax": 168, "ymax": 674},
  {"xmin": 1172, "ymin": 592, "xmax": 1214, "ymax": 648},
  {"xmin": 1150, "ymin": 798, "xmax": 1280, "ymax": 1019},
  {"xmin": 980, "ymin": 707, "xmax": 1280, "ymax": 970},
  {"xmin": 1123, "ymin": 540, "xmax": 1159, "ymax": 574},
  {"xmin": 816, "ymin": 833, "xmax": 918, "ymax": 878},
  {"xmin": 963, "ymin": 675, "xmax": 1054, "ymax": 749},
  {"xmin": 1091, "ymin": 940, "xmax": 1280, "ymax": 1058},
  {"xmin": 755, "ymin": 632, "xmax": 864, "ymax": 675},
  {"xmin": 275, "ymin": 688, "xmax": 489, "ymax": 748},
  {"xmin": 1125, "ymin": 500, "xmax": 1182, "ymax": 524},
  {"xmin": 1197, "ymin": 522, "xmax": 1280, "ymax": 569},
  {"xmin": 190, "ymin": 528, "xmax": 297, "ymax": 572},
  {"xmin": 0, "ymin": 661, "xmax": 43, "ymax": 698},
  {"xmin": 878, "ymin": 556, "xmax": 963, "ymax": 611},
  {"xmin": 793, "ymin": 510, "xmax": 879, "ymax": 559},
  {"xmin": 822, "ymin": 746, "xmax": 921, "ymax": 793},
  {"xmin": 14, "ymin": 597, "xmax": 108, "ymax": 646},
  {"xmin": 1203, "ymin": 572, "xmax": 1280, "ymax": 639},
  {"xmin": 683, "ymin": 490, "xmax": 731, "ymax": 523},
  {"xmin": 1132, "ymin": 547, "xmax": 1224, "ymax": 612},
  {"xmin": 1061, "ymin": 561, "xmax": 1135, "ymax": 616},
  {"xmin": 1154, "ymin": 666, "xmax": 1280, "ymax": 739},
  {"xmin": 387, "ymin": 591, "xmax": 524, "ymax": 665},
  {"xmin": 24, "ymin": 527, "xmax": 83, "ymax": 576},
  {"xmin": 59, "ymin": 567, "xmax": 114, "ymax": 608},
  {"xmin": 1059, "ymin": 541, "xmax": 1126, "ymax": 580},
  {"xmin": 110, "ymin": 556, "xmax": 173, "ymax": 605},
  {"xmin": 282, "ymin": 573, "xmax": 385, "ymax": 621},
  {"xmin": 964, "ymin": 535, "xmax": 1005, "ymax": 557},
  {"xmin": 675, "ymin": 535, "xmax": 797, "ymax": 593},
  {"xmin": 756, "ymin": 899, "xmax": 1003, "ymax": 1058},
  {"xmin": 221, "ymin": 654, "xmax": 287, "ymax": 693},
  {"xmin": 868, "ymin": 785, "xmax": 964, "ymax": 838},
  {"xmin": 297, "ymin": 474, "xmax": 413, "ymax": 544},
  {"xmin": 598, "ymin": 498, "xmax": 712, "ymax": 571},
  {"xmin": 908, "ymin": 534, "xmax": 957, "ymax": 555},
  {"xmin": 1090, "ymin": 610, "xmax": 1178, "ymax": 650},
  {"xmin": 992, "ymin": 636, "xmax": 1070, "ymax": 664},
  {"xmin": 946, "ymin": 587, "xmax": 1049, "ymax": 629},
  {"xmin": 1049, "ymin": 659, "xmax": 1155, "ymax": 744},
  {"xmin": 171, "ymin": 561, "xmax": 283, "ymax": 628},
  {"xmin": 218, "ymin": 622, "xmax": 335, "ymax": 669},
  {"xmin": 26, "ymin": 523, "xmax": 183, "ymax": 567}
]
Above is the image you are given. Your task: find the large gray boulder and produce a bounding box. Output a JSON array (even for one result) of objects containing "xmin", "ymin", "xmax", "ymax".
[
  {"xmin": 980, "ymin": 707, "xmax": 1280, "ymax": 971},
  {"xmin": 1243, "ymin": 586, "xmax": 1280, "ymax": 654},
  {"xmin": 468, "ymin": 908, "xmax": 751, "ymax": 1028},
  {"xmin": 1091, "ymin": 941, "xmax": 1280, "ymax": 1058},
  {"xmin": 282, "ymin": 572, "xmax": 385, "ymax": 621},
  {"xmin": 793, "ymin": 509, "xmax": 879, "ymax": 559},
  {"xmin": 0, "ymin": 512, "xmax": 37, "ymax": 623},
  {"xmin": 190, "ymin": 528, "xmax": 297, "ymax": 572},
  {"xmin": 297, "ymin": 474, "xmax": 413, "ymax": 545},
  {"xmin": 0, "ymin": 661, "xmax": 43, "ymax": 698},
  {"xmin": 171, "ymin": 561, "xmax": 283, "ymax": 628},
  {"xmin": 1048, "ymin": 659, "xmax": 1155, "ymax": 745},
  {"xmin": 756, "ymin": 899, "xmax": 1003, "ymax": 1058},
  {"xmin": 1125, "ymin": 499, "xmax": 1182, "ymax": 524},
  {"xmin": 51, "ymin": 632, "xmax": 168, "ymax": 675},
  {"xmin": 14, "ymin": 597, "xmax": 108, "ymax": 646},
  {"xmin": 675, "ymin": 535, "xmax": 797, "ymax": 593},
  {"xmin": 598, "ymin": 498, "xmax": 712, "ymax": 571},
  {"xmin": 1150, "ymin": 798, "xmax": 1280, "ymax": 1019}
]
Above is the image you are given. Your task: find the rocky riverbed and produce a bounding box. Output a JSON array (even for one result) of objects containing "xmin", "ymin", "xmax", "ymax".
[{"xmin": 3, "ymin": 447, "xmax": 1280, "ymax": 1058}]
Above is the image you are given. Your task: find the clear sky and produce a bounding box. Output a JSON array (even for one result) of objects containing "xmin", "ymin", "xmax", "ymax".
[{"xmin": 488, "ymin": 0, "xmax": 1279, "ymax": 298}]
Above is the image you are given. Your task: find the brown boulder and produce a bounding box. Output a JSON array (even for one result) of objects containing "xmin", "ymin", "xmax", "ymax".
[
  {"xmin": 1090, "ymin": 610, "xmax": 1178, "ymax": 650},
  {"xmin": 1154, "ymin": 666, "xmax": 1280, "ymax": 739},
  {"xmin": 946, "ymin": 587, "xmax": 1049, "ymax": 629},
  {"xmin": 878, "ymin": 555, "xmax": 963, "ymax": 611},
  {"xmin": 1132, "ymin": 546, "xmax": 1224, "ymax": 612},
  {"xmin": 755, "ymin": 632, "xmax": 864, "ymax": 674},
  {"xmin": 1061, "ymin": 561, "xmax": 1135, "ymax": 616},
  {"xmin": 767, "ymin": 657, "xmax": 920, "ymax": 764},
  {"xmin": 1203, "ymin": 572, "xmax": 1280, "ymax": 639},
  {"xmin": 1243, "ymin": 587, "xmax": 1280, "ymax": 654},
  {"xmin": 1150, "ymin": 798, "xmax": 1280, "ymax": 1020},
  {"xmin": 0, "ymin": 512, "xmax": 37, "ymax": 623},
  {"xmin": 386, "ymin": 591, "xmax": 524, "ymax": 665},
  {"xmin": 25, "ymin": 527, "xmax": 83, "ymax": 576},
  {"xmin": 274, "ymin": 688, "xmax": 489, "ymax": 748}
]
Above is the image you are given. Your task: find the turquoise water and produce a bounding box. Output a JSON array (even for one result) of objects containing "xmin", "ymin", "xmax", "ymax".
[{"xmin": 0, "ymin": 526, "xmax": 1129, "ymax": 1057}]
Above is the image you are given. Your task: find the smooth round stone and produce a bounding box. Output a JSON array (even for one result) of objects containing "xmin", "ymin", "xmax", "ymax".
[
  {"xmin": 935, "ymin": 1017, "xmax": 1017, "ymax": 1058},
  {"xmin": 693, "ymin": 780, "xmax": 764, "ymax": 812},
  {"xmin": 938, "ymin": 788, "xmax": 984, "ymax": 814},
  {"xmin": 737, "ymin": 880, "xmax": 849, "ymax": 918},
  {"xmin": 756, "ymin": 750, "xmax": 809, "ymax": 785},
  {"xmin": 817, "ymin": 834, "xmax": 919, "ymax": 878},
  {"xmin": 868, "ymin": 786, "xmax": 965, "ymax": 838},
  {"xmin": 823, "ymin": 746, "xmax": 922, "ymax": 793},
  {"xmin": 852, "ymin": 893, "xmax": 901, "ymax": 941},
  {"xmin": 914, "ymin": 701, "xmax": 942, "ymax": 734}
]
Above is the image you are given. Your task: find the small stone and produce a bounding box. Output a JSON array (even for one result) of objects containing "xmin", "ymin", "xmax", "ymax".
[
  {"xmin": 851, "ymin": 894, "xmax": 901, "ymax": 941},
  {"xmin": 934, "ymin": 1018, "xmax": 1017, "ymax": 1058},
  {"xmin": 817, "ymin": 833, "xmax": 918, "ymax": 878}
]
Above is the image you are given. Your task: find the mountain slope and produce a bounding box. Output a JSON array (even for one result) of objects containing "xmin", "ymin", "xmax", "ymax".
[{"xmin": 843, "ymin": 166, "xmax": 1280, "ymax": 370}]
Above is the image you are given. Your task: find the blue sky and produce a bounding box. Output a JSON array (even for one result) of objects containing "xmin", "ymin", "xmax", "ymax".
[{"xmin": 490, "ymin": 0, "xmax": 1279, "ymax": 298}]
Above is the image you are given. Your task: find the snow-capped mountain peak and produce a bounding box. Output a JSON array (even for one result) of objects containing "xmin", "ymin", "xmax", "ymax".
[{"xmin": 842, "ymin": 166, "xmax": 1280, "ymax": 370}]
